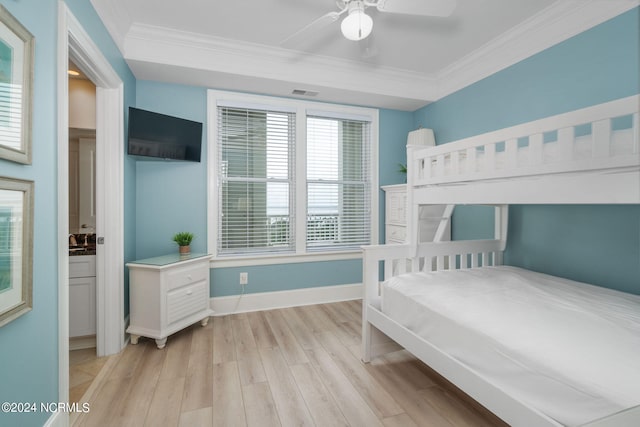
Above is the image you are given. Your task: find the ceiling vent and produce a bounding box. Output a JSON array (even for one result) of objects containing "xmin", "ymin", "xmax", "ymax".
[{"xmin": 292, "ymin": 89, "xmax": 319, "ymax": 97}]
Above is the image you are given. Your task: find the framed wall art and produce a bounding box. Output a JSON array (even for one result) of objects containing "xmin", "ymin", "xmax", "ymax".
[
  {"xmin": 0, "ymin": 6, "xmax": 34, "ymax": 165},
  {"xmin": 0, "ymin": 176, "xmax": 33, "ymax": 327}
]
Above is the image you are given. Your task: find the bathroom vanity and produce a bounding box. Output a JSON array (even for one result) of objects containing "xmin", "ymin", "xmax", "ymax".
[{"xmin": 69, "ymin": 255, "xmax": 96, "ymax": 339}]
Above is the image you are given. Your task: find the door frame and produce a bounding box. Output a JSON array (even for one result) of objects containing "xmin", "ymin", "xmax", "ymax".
[{"xmin": 57, "ymin": 1, "xmax": 125, "ymax": 404}]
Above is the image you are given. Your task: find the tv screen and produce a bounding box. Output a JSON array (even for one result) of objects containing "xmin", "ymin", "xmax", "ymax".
[{"xmin": 128, "ymin": 107, "xmax": 203, "ymax": 162}]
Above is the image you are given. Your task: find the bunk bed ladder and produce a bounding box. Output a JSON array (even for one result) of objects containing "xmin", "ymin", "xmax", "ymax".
[{"xmin": 433, "ymin": 204, "xmax": 454, "ymax": 242}]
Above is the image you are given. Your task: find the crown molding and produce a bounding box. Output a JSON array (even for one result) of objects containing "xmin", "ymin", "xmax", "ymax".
[
  {"xmin": 90, "ymin": 0, "xmax": 132, "ymax": 54},
  {"xmin": 124, "ymin": 23, "xmax": 439, "ymax": 104},
  {"xmin": 436, "ymin": 0, "xmax": 640, "ymax": 99},
  {"xmin": 93, "ymin": 0, "xmax": 638, "ymax": 110}
]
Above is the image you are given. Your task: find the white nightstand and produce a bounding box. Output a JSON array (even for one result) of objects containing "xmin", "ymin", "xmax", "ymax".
[{"xmin": 126, "ymin": 253, "xmax": 214, "ymax": 349}]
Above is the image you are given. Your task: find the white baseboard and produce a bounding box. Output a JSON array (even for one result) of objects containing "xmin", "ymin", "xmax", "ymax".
[
  {"xmin": 210, "ymin": 283, "xmax": 362, "ymax": 316},
  {"xmin": 69, "ymin": 335, "xmax": 97, "ymax": 351}
]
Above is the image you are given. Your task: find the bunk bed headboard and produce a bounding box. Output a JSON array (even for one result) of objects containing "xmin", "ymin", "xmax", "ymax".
[{"xmin": 406, "ymin": 95, "xmax": 640, "ymax": 205}]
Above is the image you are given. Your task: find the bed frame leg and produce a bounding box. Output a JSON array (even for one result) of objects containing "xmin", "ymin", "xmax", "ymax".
[{"xmin": 362, "ymin": 315, "xmax": 372, "ymax": 363}]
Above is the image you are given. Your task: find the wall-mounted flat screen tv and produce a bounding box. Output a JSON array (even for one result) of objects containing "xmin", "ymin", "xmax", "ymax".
[{"xmin": 128, "ymin": 107, "xmax": 203, "ymax": 162}]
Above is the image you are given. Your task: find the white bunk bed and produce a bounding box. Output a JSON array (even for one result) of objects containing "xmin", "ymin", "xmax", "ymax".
[{"xmin": 361, "ymin": 95, "xmax": 640, "ymax": 427}]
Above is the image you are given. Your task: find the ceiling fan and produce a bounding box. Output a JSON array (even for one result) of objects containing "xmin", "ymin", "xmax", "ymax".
[{"xmin": 281, "ymin": 0, "xmax": 457, "ymax": 46}]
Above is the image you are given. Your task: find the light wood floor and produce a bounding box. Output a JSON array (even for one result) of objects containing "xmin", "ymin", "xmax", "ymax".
[
  {"xmin": 69, "ymin": 348, "xmax": 109, "ymax": 404},
  {"xmin": 73, "ymin": 300, "xmax": 507, "ymax": 427}
]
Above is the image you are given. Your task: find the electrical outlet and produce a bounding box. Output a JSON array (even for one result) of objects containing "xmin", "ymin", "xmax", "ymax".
[{"xmin": 239, "ymin": 272, "xmax": 248, "ymax": 286}]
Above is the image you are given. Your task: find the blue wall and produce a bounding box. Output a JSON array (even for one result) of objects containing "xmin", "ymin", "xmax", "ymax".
[
  {"xmin": 0, "ymin": 3, "xmax": 58, "ymax": 425},
  {"xmin": 134, "ymin": 81, "xmax": 413, "ymax": 296},
  {"xmin": 413, "ymin": 8, "xmax": 640, "ymax": 294},
  {"xmin": 134, "ymin": 81, "xmax": 208, "ymax": 258},
  {"xmin": 0, "ymin": 1, "xmax": 136, "ymax": 425}
]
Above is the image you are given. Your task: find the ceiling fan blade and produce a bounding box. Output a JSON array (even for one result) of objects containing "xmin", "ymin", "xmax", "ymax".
[
  {"xmin": 280, "ymin": 11, "xmax": 343, "ymax": 48},
  {"xmin": 376, "ymin": 0, "xmax": 457, "ymax": 17}
]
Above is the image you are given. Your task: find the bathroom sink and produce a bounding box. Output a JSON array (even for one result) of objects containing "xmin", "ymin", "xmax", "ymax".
[
  {"xmin": 69, "ymin": 246, "xmax": 96, "ymax": 256},
  {"xmin": 69, "ymin": 234, "xmax": 97, "ymax": 255}
]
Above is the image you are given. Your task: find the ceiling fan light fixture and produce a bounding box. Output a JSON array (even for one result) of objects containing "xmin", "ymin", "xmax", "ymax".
[{"xmin": 341, "ymin": 3, "xmax": 373, "ymax": 41}]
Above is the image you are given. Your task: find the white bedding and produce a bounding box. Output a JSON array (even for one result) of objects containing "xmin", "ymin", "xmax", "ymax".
[{"xmin": 381, "ymin": 266, "xmax": 640, "ymax": 426}]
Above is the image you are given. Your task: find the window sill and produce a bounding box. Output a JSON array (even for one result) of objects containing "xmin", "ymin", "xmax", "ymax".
[{"xmin": 209, "ymin": 250, "xmax": 363, "ymax": 268}]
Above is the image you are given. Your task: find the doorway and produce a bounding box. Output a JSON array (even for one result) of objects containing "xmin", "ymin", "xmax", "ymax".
[
  {"xmin": 67, "ymin": 64, "xmax": 103, "ymax": 402},
  {"xmin": 57, "ymin": 3, "xmax": 125, "ymax": 407}
]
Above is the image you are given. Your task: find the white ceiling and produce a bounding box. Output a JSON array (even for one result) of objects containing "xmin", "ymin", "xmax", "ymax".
[{"xmin": 90, "ymin": 0, "xmax": 637, "ymax": 111}]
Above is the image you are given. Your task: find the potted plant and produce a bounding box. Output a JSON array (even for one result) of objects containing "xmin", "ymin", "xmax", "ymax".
[
  {"xmin": 172, "ymin": 232, "xmax": 194, "ymax": 255},
  {"xmin": 398, "ymin": 163, "xmax": 407, "ymax": 182}
]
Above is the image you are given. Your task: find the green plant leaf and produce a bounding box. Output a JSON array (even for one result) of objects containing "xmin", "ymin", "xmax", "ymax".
[{"xmin": 172, "ymin": 231, "xmax": 194, "ymax": 246}]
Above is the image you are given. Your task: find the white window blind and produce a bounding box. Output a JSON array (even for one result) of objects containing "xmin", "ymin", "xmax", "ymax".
[
  {"xmin": 306, "ymin": 116, "xmax": 371, "ymax": 251},
  {"xmin": 217, "ymin": 107, "xmax": 295, "ymax": 255}
]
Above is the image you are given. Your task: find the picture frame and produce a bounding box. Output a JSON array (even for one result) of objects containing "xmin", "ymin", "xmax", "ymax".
[
  {"xmin": 0, "ymin": 176, "xmax": 33, "ymax": 327},
  {"xmin": 0, "ymin": 6, "xmax": 34, "ymax": 165}
]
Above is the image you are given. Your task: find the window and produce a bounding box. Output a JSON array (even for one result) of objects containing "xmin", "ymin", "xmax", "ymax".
[
  {"xmin": 217, "ymin": 106, "xmax": 296, "ymax": 256},
  {"xmin": 306, "ymin": 116, "xmax": 370, "ymax": 251},
  {"xmin": 208, "ymin": 91, "xmax": 378, "ymax": 265}
]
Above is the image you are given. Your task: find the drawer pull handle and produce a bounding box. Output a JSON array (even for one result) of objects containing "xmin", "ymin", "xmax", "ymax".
[{"xmin": 186, "ymin": 290, "xmax": 193, "ymax": 295}]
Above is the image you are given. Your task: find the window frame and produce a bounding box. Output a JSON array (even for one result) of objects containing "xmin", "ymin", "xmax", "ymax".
[{"xmin": 207, "ymin": 90, "xmax": 379, "ymax": 267}]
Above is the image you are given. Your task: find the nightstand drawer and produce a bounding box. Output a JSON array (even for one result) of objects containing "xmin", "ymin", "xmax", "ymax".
[
  {"xmin": 386, "ymin": 225, "xmax": 406, "ymax": 242},
  {"xmin": 167, "ymin": 281, "xmax": 208, "ymax": 325},
  {"xmin": 386, "ymin": 192, "xmax": 407, "ymax": 224},
  {"xmin": 167, "ymin": 262, "xmax": 209, "ymax": 291}
]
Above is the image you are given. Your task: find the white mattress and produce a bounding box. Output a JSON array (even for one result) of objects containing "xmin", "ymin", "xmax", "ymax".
[{"xmin": 381, "ymin": 266, "xmax": 640, "ymax": 426}]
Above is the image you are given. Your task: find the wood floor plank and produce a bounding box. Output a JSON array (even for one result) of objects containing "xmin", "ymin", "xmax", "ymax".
[
  {"xmin": 258, "ymin": 346, "xmax": 314, "ymax": 426},
  {"xmin": 290, "ymin": 363, "xmax": 350, "ymax": 427},
  {"xmin": 247, "ymin": 311, "xmax": 279, "ymax": 349},
  {"xmin": 279, "ymin": 307, "xmax": 323, "ymax": 350},
  {"xmin": 159, "ymin": 325, "xmax": 194, "ymax": 380},
  {"xmin": 232, "ymin": 316, "xmax": 267, "ymax": 385},
  {"xmin": 333, "ymin": 300, "xmax": 363, "ymax": 325},
  {"xmin": 242, "ymin": 382, "xmax": 281, "ymax": 427},
  {"xmin": 263, "ymin": 309, "xmax": 309, "ymax": 365},
  {"xmin": 144, "ymin": 377, "xmax": 185, "ymax": 427},
  {"xmin": 345, "ymin": 299, "xmax": 362, "ymax": 317},
  {"xmin": 213, "ymin": 315, "xmax": 235, "ymax": 364},
  {"xmin": 363, "ymin": 352, "xmax": 454, "ymax": 427},
  {"xmin": 178, "ymin": 407, "xmax": 213, "ymax": 427},
  {"xmin": 232, "ymin": 315, "xmax": 259, "ymax": 355},
  {"xmin": 291, "ymin": 305, "xmax": 332, "ymax": 334},
  {"xmin": 382, "ymin": 413, "xmax": 419, "ymax": 427},
  {"xmin": 236, "ymin": 353, "xmax": 268, "ymax": 387},
  {"xmin": 107, "ymin": 339, "xmax": 148, "ymax": 379},
  {"xmin": 319, "ymin": 302, "xmax": 352, "ymax": 324},
  {"xmin": 334, "ymin": 320, "xmax": 363, "ymax": 348},
  {"xmin": 305, "ymin": 304, "xmax": 338, "ymax": 332},
  {"xmin": 316, "ymin": 331, "xmax": 403, "ymax": 419},
  {"xmin": 77, "ymin": 377, "xmax": 132, "ymax": 427},
  {"xmin": 381, "ymin": 350, "xmax": 437, "ymax": 390},
  {"xmin": 305, "ymin": 346, "xmax": 384, "ymax": 427},
  {"xmin": 181, "ymin": 318, "xmax": 215, "ymax": 413},
  {"xmin": 212, "ymin": 361, "xmax": 247, "ymax": 427},
  {"xmin": 419, "ymin": 386, "xmax": 501, "ymax": 427},
  {"xmin": 117, "ymin": 344, "xmax": 167, "ymax": 426},
  {"xmin": 181, "ymin": 363, "xmax": 214, "ymax": 413}
]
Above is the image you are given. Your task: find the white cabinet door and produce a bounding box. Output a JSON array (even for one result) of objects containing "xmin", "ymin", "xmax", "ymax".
[{"xmin": 69, "ymin": 276, "xmax": 97, "ymax": 337}]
